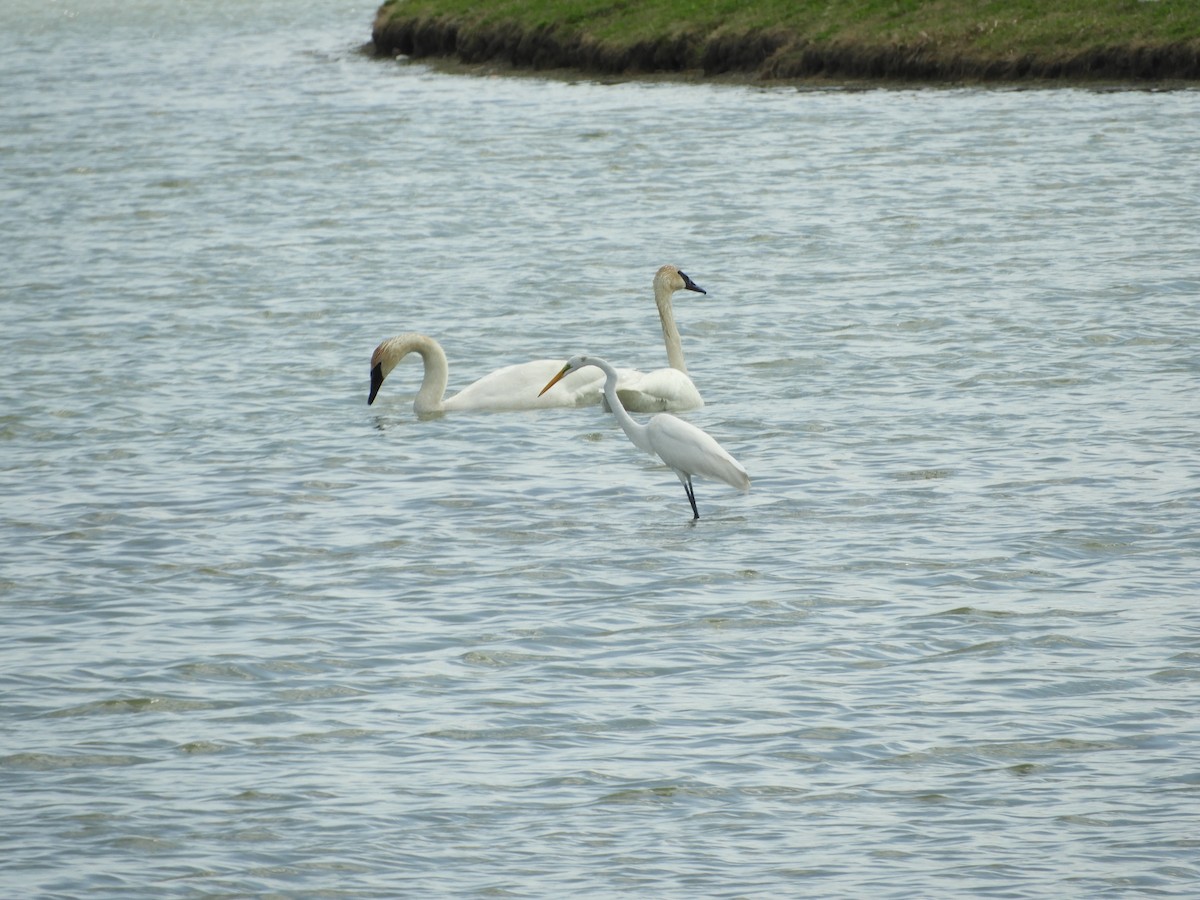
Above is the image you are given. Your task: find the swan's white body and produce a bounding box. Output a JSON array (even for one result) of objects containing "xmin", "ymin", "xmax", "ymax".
[
  {"xmin": 541, "ymin": 355, "xmax": 749, "ymax": 519},
  {"xmin": 367, "ymin": 264, "xmax": 707, "ymax": 415}
]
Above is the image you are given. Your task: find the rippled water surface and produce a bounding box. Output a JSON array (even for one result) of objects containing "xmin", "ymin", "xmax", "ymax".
[{"xmin": 3, "ymin": 1, "xmax": 1199, "ymax": 896}]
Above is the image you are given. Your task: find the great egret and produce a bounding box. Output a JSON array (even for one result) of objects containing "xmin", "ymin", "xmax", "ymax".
[
  {"xmin": 367, "ymin": 264, "xmax": 708, "ymax": 414},
  {"xmin": 540, "ymin": 355, "xmax": 749, "ymax": 519},
  {"xmin": 368, "ymin": 333, "xmax": 608, "ymax": 413}
]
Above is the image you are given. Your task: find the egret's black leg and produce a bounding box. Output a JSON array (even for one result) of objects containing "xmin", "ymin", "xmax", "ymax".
[{"xmin": 684, "ymin": 477, "xmax": 699, "ymax": 519}]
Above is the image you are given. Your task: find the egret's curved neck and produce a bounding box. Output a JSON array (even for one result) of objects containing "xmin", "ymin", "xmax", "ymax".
[
  {"xmin": 595, "ymin": 360, "xmax": 653, "ymax": 455},
  {"xmin": 380, "ymin": 334, "xmax": 449, "ymax": 413},
  {"xmin": 655, "ymin": 283, "xmax": 687, "ymax": 373}
]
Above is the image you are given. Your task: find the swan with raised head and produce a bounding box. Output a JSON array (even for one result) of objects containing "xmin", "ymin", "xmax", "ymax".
[
  {"xmin": 367, "ymin": 264, "xmax": 709, "ymax": 415},
  {"xmin": 540, "ymin": 354, "xmax": 749, "ymax": 520},
  {"xmin": 611, "ymin": 264, "xmax": 706, "ymax": 413}
]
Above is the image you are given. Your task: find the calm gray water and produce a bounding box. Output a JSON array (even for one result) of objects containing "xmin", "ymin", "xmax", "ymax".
[{"xmin": 3, "ymin": 1, "xmax": 1199, "ymax": 896}]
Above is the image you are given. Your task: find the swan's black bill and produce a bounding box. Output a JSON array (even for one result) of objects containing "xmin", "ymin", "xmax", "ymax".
[
  {"xmin": 679, "ymin": 270, "xmax": 706, "ymax": 294},
  {"xmin": 368, "ymin": 363, "xmax": 384, "ymax": 405}
]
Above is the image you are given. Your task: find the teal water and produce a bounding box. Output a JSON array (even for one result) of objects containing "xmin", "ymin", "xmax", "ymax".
[{"xmin": 2, "ymin": 1, "xmax": 1199, "ymax": 896}]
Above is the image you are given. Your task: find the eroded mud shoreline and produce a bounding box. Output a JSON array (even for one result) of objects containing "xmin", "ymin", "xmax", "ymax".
[{"xmin": 372, "ymin": 15, "xmax": 1200, "ymax": 87}]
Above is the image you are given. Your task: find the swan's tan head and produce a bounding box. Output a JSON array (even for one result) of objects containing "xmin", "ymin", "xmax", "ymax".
[
  {"xmin": 654, "ymin": 264, "xmax": 706, "ymax": 296},
  {"xmin": 368, "ymin": 333, "xmax": 424, "ymax": 405},
  {"xmin": 369, "ymin": 338, "xmax": 395, "ymax": 374}
]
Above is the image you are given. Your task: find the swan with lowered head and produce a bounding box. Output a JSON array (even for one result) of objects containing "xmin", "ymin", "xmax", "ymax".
[
  {"xmin": 540, "ymin": 354, "xmax": 749, "ymax": 520},
  {"xmin": 368, "ymin": 333, "xmax": 608, "ymax": 414}
]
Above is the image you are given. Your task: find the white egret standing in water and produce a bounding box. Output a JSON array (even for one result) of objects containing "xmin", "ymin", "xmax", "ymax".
[{"xmin": 540, "ymin": 354, "xmax": 749, "ymax": 519}]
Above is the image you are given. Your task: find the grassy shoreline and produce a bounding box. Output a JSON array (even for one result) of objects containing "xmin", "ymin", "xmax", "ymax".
[{"xmin": 371, "ymin": 0, "xmax": 1200, "ymax": 85}]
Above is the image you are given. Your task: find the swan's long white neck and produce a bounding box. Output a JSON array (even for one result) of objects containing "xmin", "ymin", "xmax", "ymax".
[
  {"xmin": 377, "ymin": 333, "xmax": 449, "ymax": 413},
  {"xmin": 655, "ymin": 281, "xmax": 688, "ymax": 373},
  {"xmin": 593, "ymin": 359, "xmax": 654, "ymax": 455}
]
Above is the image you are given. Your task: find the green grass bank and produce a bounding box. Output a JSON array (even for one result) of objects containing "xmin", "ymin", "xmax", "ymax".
[{"xmin": 371, "ymin": 0, "xmax": 1200, "ymax": 84}]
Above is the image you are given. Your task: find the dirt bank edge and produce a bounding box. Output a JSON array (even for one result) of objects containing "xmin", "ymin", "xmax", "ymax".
[{"xmin": 371, "ymin": 13, "xmax": 1200, "ymax": 85}]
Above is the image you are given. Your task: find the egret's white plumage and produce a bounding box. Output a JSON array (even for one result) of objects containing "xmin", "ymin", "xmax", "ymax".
[
  {"xmin": 541, "ymin": 354, "xmax": 749, "ymax": 519},
  {"xmin": 366, "ymin": 264, "xmax": 708, "ymax": 415}
]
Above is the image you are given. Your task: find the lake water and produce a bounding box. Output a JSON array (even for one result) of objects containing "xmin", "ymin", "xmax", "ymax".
[{"xmin": 3, "ymin": 1, "xmax": 1199, "ymax": 896}]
